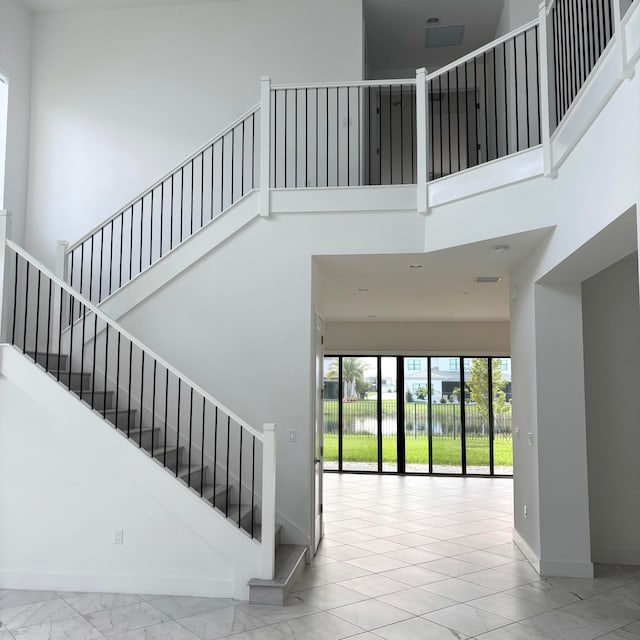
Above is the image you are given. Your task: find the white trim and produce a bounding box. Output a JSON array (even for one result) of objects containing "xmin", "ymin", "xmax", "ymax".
[
  {"xmin": 513, "ymin": 527, "xmax": 541, "ymax": 574},
  {"xmin": 4, "ymin": 240, "xmax": 264, "ymax": 442},
  {"xmin": 271, "ymin": 78, "xmax": 416, "ymax": 90}
]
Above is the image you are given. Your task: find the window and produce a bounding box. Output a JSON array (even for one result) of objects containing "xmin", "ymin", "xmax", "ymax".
[
  {"xmin": 449, "ymin": 358, "xmax": 459, "ymax": 370},
  {"xmin": 501, "ymin": 360, "xmax": 509, "ymax": 371},
  {"xmin": 407, "ymin": 358, "xmax": 422, "ymax": 371}
]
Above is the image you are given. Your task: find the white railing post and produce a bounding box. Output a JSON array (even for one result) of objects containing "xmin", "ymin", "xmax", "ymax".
[
  {"xmin": 0, "ymin": 210, "xmax": 11, "ymax": 342},
  {"xmin": 259, "ymin": 76, "xmax": 271, "ymax": 218},
  {"xmin": 416, "ymin": 68, "xmax": 429, "ymax": 215},
  {"xmin": 260, "ymin": 422, "xmax": 276, "ymax": 579},
  {"xmin": 52, "ymin": 240, "xmax": 69, "ymax": 343},
  {"xmin": 613, "ymin": 0, "xmax": 633, "ymax": 79},
  {"xmin": 539, "ymin": 1, "xmax": 556, "ymax": 177}
]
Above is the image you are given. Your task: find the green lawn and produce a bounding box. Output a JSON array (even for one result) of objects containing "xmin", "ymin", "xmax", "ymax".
[{"xmin": 324, "ymin": 433, "xmax": 513, "ymax": 467}]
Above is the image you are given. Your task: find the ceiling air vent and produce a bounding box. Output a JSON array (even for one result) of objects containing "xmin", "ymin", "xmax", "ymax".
[
  {"xmin": 425, "ymin": 25, "xmax": 465, "ymax": 48},
  {"xmin": 474, "ymin": 276, "xmax": 502, "ymax": 283}
]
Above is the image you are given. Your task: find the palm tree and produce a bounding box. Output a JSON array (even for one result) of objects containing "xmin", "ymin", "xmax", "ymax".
[{"xmin": 327, "ymin": 357, "xmax": 365, "ymax": 401}]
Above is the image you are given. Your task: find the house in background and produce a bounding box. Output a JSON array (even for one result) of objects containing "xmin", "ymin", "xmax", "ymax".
[{"xmin": 0, "ymin": 0, "xmax": 639, "ymax": 598}]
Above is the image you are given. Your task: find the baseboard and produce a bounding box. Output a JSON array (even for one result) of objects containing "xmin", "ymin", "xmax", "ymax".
[
  {"xmin": 512, "ymin": 528, "xmax": 541, "ymax": 574},
  {"xmin": 539, "ymin": 560, "xmax": 594, "ymax": 578},
  {"xmin": 0, "ymin": 570, "xmax": 232, "ymax": 598}
]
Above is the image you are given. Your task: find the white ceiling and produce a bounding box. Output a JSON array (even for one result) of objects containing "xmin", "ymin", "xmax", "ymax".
[
  {"xmin": 364, "ymin": 0, "xmax": 506, "ymax": 79},
  {"xmin": 316, "ymin": 229, "xmax": 551, "ymax": 322},
  {"xmin": 19, "ymin": 0, "xmax": 230, "ymax": 11}
]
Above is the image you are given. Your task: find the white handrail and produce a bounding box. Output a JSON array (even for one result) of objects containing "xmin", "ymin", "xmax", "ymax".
[
  {"xmin": 426, "ymin": 18, "xmax": 540, "ymax": 82},
  {"xmin": 6, "ymin": 239, "xmax": 264, "ymax": 442},
  {"xmin": 66, "ymin": 103, "xmax": 261, "ymax": 254},
  {"xmin": 271, "ymin": 78, "xmax": 417, "ymax": 90}
]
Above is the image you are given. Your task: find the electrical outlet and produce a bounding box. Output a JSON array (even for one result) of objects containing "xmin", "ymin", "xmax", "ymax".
[
  {"xmin": 524, "ymin": 505, "xmax": 528, "ymax": 518},
  {"xmin": 288, "ymin": 429, "xmax": 296, "ymax": 443},
  {"xmin": 114, "ymin": 529, "xmax": 124, "ymax": 545}
]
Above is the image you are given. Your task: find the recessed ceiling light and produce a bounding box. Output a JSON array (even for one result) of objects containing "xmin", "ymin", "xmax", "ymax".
[
  {"xmin": 474, "ymin": 276, "xmax": 502, "ymax": 283},
  {"xmin": 408, "ymin": 264, "xmax": 423, "ymax": 269},
  {"xmin": 357, "ymin": 288, "xmax": 369, "ymax": 292},
  {"xmin": 426, "ymin": 17, "xmax": 441, "ymax": 24},
  {"xmin": 493, "ymin": 244, "xmax": 510, "ymax": 253}
]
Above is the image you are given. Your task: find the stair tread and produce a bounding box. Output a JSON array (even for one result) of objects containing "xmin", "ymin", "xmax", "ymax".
[{"xmin": 248, "ymin": 545, "xmax": 307, "ymax": 587}]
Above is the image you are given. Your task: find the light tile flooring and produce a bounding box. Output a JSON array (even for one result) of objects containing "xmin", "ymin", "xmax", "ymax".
[{"xmin": 1, "ymin": 473, "xmax": 640, "ymax": 639}]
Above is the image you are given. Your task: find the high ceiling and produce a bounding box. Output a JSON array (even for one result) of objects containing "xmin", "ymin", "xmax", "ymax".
[
  {"xmin": 364, "ymin": 0, "xmax": 506, "ymax": 79},
  {"xmin": 316, "ymin": 229, "xmax": 551, "ymax": 322}
]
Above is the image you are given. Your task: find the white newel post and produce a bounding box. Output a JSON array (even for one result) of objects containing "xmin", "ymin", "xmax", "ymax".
[
  {"xmin": 416, "ymin": 68, "xmax": 429, "ymax": 215},
  {"xmin": 259, "ymin": 76, "xmax": 272, "ymax": 218},
  {"xmin": 52, "ymin": 240, "xmax": 69, "ymax": 345},
  {"xmin": 538, "ymin": 1, "xmax": 556, "ymax": 177},
  {"xmin": 613, "ymin": 0, "xmax": 632, "ymax": 79},
  {"xmin": 261, "ymin": 422, "xmax": 276, "ymax": 579},
  {"xmin": 0, "ymin": 211, "xmax": 11, "ymax": 342}
]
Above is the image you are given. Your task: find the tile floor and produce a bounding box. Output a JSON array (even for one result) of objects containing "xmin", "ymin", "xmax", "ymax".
[{"xmin": 1, "ymin": 473, "xmax": 640, "ymax": 639}]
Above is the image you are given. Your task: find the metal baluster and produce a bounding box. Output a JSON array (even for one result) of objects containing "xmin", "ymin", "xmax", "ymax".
[
  {"xmin": 45, "ymin": 279, "xmax": 52, "ymax": 372},
  {"xmin": 201, "ymin": 398, "xmax": 206, "ymax": 496},
  {"xmin": 139, "ymin": 351, "xmax": 145, "ymax": 448},
  {"xmin": 213, "ymin": 406, "xmax": 219, "ymax": 507},
  {"xmin": 238, "ymin": 427, "xmax": 243, "ymax": 528},
  {"xmin": 34, "ymin": 271, "xmax": 41, "ymax": 357},
  {"xmin": 225, "ymin": 416, "xmax": 230, "ymax": 517},
  {"xmin": 251, "ymin": 435, "xmax": 255, "ymax": 537},
  {"xmin": 164, "ymin": 369, "xmax": 169, "ymax": 466},
  {"xmin": 127, "ymin": 341, "xmax": 133, "ymax": 437},
  {"xmin": 176, "ymin": 378, "xmax": 182, "ymax": 477},
  {"xmin": 103, "ymin": 322, "xmax": 109, "ymax": 419},
  {"xmin": 188, "ymin": 387, "xmax": 194, "ymax": 487},
  {"xmin": 98, "ymin": 228, "xmax": 104, "ymax": 303},
  {"xmin": 23, "ymin": 260, "xmax": 30, "ymax": 352},
  {"xmin": 151, "ymin": 360, "xmax": 157, "ymax": 457}
]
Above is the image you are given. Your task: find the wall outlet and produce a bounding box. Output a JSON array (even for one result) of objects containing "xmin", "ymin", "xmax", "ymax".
[
  {"xmin": 288, "ymin": 429, "xmax": 296, "ymax": 443},
  {"xmin": 524, "ymin": 505, "xmax": 528, "ymax": 518},
  {"xmin": 114, "ymin": 529, "xmax": 124, "ymax": 545}
]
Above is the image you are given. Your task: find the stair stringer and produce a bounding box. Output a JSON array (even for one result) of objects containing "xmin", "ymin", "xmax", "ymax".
[{"xmin": 0, "ymin": 344, "xmax": 261, "ymax": 600}]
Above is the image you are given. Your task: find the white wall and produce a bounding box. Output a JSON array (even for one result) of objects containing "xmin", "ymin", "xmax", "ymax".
[
  {"xmin": 583, "ymin": 252, "xmax": 640, "ymax": 565},
  {"xmin": 117, "ymin": 210, "xmax": 425, "ymax": 545},
  {"xmin": 325, "ymin": 321, "xmax": 510, "ymax": 354},
  {"xmin": 25, "ymin": 0, "xmax": 363, "ymax": 267},
  {"xmin": 0, "ymin": 0, "xmax": 32, "ymax": 245},
  {"xmin": 495, "ymin": 0, "xmax": 538, "ymax": 37},
  {"xmin": 0, "ymin": 345, "xmax": 261, "ymax": 598}
]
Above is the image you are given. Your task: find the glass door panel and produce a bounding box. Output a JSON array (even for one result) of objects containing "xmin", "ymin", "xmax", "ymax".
[
  {"xmin": 493, "ymin": 357, "xmax": 513, "ymax": 475},
  {"xmin": 322, "ymin": 356, "xmax": 339, "ymax": 470},
  {"xmin": 403, "ymin": 357, "xmax": 429, "ymax": 473},
  {"xmin": 342, "ymin": 357, "xmax": 378, "ymax": 471},
  {"xmin": 431, "ymin": 357, "xmax": 462, "ymax": 473},
  {"xmin": 464, "ymin": 357, "xmax": 490, "ymax": 474},
  {"xmin": 380, "ymin": 357, "xmax": 398, "ymax": 472}
]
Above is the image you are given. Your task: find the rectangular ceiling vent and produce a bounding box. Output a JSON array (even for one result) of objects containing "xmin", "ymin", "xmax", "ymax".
[
  {"xmin": 425, "ymin": 25, "xmax": 465, "ymax": 48},
  {"xmin": 474, "ymin": 276, "xmax": 502, "ymax": 283}
]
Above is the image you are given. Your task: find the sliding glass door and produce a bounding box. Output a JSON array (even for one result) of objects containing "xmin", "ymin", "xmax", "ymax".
[{"xmin": 324, "ymin": 354, "xmax": 512, "ymax": 476}]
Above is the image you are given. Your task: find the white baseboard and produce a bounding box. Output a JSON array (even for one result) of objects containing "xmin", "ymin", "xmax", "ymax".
[{"xmin": 512, "ymin": 528, "xmax": 541, "ymax": 574}]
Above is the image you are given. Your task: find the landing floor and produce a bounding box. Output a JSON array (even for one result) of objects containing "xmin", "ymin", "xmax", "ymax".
[{"xmin": 1, "ymin": 474, "xmax": 639, "ymax": 639}]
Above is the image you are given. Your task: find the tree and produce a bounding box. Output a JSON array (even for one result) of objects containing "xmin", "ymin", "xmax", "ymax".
[
  {"xmin": 467, "ymin": 358, "xmax": 509, "ymax": 425},
  {"xmin": 327, "ymin": 357, "xmax": 365, "ymax": 401}
]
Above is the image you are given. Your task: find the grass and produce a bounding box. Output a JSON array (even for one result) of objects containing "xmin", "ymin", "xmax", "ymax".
[{"xmin": 324, "ymin": 433, "xmax": 513, "ymax": 467}]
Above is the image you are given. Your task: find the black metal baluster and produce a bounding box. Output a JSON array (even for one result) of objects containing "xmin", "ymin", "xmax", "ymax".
[
  {"xmin": 492, "ymin": 49, "xmax": 498, "ymax": 159},
  {"xmin": 347, "ymin": 87, "xmax": 351, "ymax": 186},
  {"xmin": 378, "ymin": 86, "xmax": 382, "ymax": 183},
  {"xmin": 164, "ymin": 369, "xmax": 169, "ymax": 466},
  {"xmin": 188, "ymin": 387, "xmax": 194, "ymax": 486},
  {"xmin": 129, "ymin": 205, "xmax": 134, "ymax": 282},
  {"xmin": 34, "ymin": 271, "xmax": 41, "ymax": 357},
  {"xmin": 159, "ymin": 182, "xmax": 164, "ymax": 259},
  {"xmin": 238, "ymin": 427, "xmax": 243, "ymax": 527},
  {"xmin": 170, "ymin": 174, "xmax": 175, "ymax": 249},
  {"xmin": 251, "ymin": 114, "xmax": 256, "ymax": 190},
  {"xmin": 358, "ymin": 87, "xmax": 361, "ymax": 184},
  {"xmin": 201, "ymin": 150, "xmax": 205, "ymax": 224},
  {"xmin": 456, "ymin": 67, "xmax": 461, "ymax": 170},
  {"xmin": 400, "ymin": 84, "xmax": 404, "ymax": 182},
  {"xmin": 138, "ymin": 198, "xmax": 144, "ymax": 275},
  {"xmin": 115, "ymin": 333, "xmax": 121, "ymax": 427},
  {"xmin": 211, "ymin": 143, "xmax": 215, "ymax": 219},
  {"xmin": 284, "ymin": 90, "xmax": 288, "ymax": 188},
  {"xmin": 69, "ymin": 251, "xmax": 75, "ymax": 324},
  {"xmin": 525, "ymin": 32, "xmax": 531, "ymax": 148},
  {"xmin": 57, "ymin": 275, "xmax": 64, "ymax": 380},
  {"xmin": 229, "ymin": 131, "xmax": 234, "ymax": 206},
  {"xmin": 213, "ymin": 406, "xmax": 219, "ymax": 507},
  {"xmin": 294, "ymin": 89, "xmax": 298, "ymax": 188},
  {"xmin": 89, "ymin": 235, "xmax": 94, "ymax": 304},
  {"xmin": 190, "ymin": 158, "xmax": 195, "ymax": 235},
  {"xmin": 79, "ymin": 242, "xmax": 85, "ymax": 309},
  {"xmin": 80, "ymin": 303, "xmax": 86, "ymax": 400},
  {"xmin": 23, "ymin": 260, "xmax": 30, "ymax": 352},
  {"xmin": 103, "ymin": 321, "xmax": 109, "ymax": 420},
  {"xmin": 97, "ymin": 228, "xmax": 104, "ymax": 303},
  {"xmin": 430, "ymin": 80, "xmax": 434, "ymax": 175},
  {"xmin": 181, "ymin": 168, "xmax": 185, "ymax": 243},
  {"xmin": 151, "ymin": 360, "xmax": 157, "ymax": 456},
  {"xmin": 92, "ymin": 312, "xmax": 98, "ymax": 409},
  {"xmin": 483, "ymin": 53, "xmax": 488, "ymax": 162},
  {"xmin": 389, "ymin": 85, "xmax": 393, "ymax": 183},
  {"xmin": 439, "ymin": 75, "xmax": 443, "ymax": 176},
  {"xmin": 68, "ymin": 294, "xmax": 75, "ymax": 388},
  {"xmin": 503, "ymin": 43, "xmax": 509, "ymax": 154},
  {"xmin": 118, "ymin": 213, "xmax": 124, "ymax": 289},
  {"xmin": 305, "ymin": 89, "xmax": 309, "ymax": 188},
  {"xmin": 127, "ymin": 341, "xmax": 133, "ymax": 437},
  {"xmin": 514, "ymin": 37, "xmax": 520, "ymax": 151},
  {"xmin": 251, "ymin": 436, "xmax": 255, "ymax": 537},
  {"xmin": 315, "ymin": 89, "xmax": 319, "ymax": 187},
  {"xmin": 108, "ymin": 220, "xmax": 114, "ymax": 296},
  {"xmin": 201, "ymin": 398, "xmax": 206, "ymax": 496},
  {"xmin": 536, "ymin": 26, "xmax": 541, "ymax": 144},
  {"xmin": 139, "ymin": 351, "xmax": 145, "ymax": 447},
  {"xmin": 225, "ymin": 416, "xmax": 230, "ymax": 517},
  {"xmin": 337, "ymin": 87, "xmax": 340, "ymax": 186},
  {"xmin": 220, "ymin": 138, "xmax": 224, "ymax": 213},
  {"xmin": 326, "ymin": 88, "xmax": 329, "ymax": 186},
  {"xmin": 147, "ymin": 189, "xmax": 155, "ymax": 267},
  {"xmin": 176, "ymin": 378, "xmax": 182, "ymax": 477},
  {"xmin": 272, "ymin": 91, "xmax": 277, "ymax": 187},
  {"xmin": 45, "ymin": 279, "xmax": 52, "ymax": 372}
]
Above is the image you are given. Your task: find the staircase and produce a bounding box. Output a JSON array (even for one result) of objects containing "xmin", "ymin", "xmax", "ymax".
[{"xmin": 0, "ymin": 239, "xmax": 301, "ymax": 602}]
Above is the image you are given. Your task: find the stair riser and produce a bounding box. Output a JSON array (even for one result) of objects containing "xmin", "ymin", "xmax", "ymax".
[
  {"xmin": 108, "ymin": 412, "xmax": 138, "ymax": 431},
  {"xmin": 54, "ymin": 371, "xmax": 92, "ymax": 391},
  {"xmin": 28, "ymin": 353, "xmax": 68, "ymax": 370},
  {"xmin": 154, "ymin": 448, "xmax": 182, "ymax": 471},
  {"xmin": 129, "ymin": 428, "xmax": 161, "ymax": 450},
  {"xmin": 76, "ymin": 391, "xmax": 114, "ymax": 410},
  {"xmin": 180, "ymin": 468, "xmax": 204, "ymax": 490}
]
